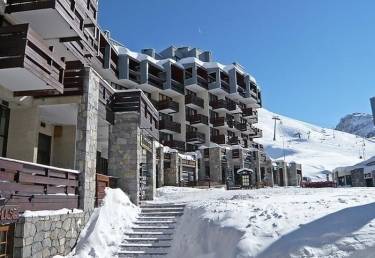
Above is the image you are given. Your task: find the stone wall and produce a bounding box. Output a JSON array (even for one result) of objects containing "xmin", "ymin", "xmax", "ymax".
[{"xmin": 13, "ymin": 211, "xmax": 92, "ymax": 258}]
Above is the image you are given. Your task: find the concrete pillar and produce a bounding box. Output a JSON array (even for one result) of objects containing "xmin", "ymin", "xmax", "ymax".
[
  {"xmin": 75, "ymin": 68, "xmax": 99, "ymax": 211},
  {"xmin": 7, "ymin": 106, "xmax": 39, "ymax": 162}
]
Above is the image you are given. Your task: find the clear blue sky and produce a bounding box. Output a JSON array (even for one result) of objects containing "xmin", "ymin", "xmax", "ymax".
[{"xmin": 99, "ymin": 0, "xmax": 375, "ymax": 128}]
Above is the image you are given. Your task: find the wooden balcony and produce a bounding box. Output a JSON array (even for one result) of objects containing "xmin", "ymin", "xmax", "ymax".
[
  {"xmin": 228, "ymin": 136, "xmax": 240, "ymax": 145},
  {"xmin": 186, "ymin": 131, "xmax": 205, "ymax": 144},
  {"xmin": 0, "ymin": 24, "xmax": 65, "ymax": 96},
  {"xmin": 249, "ymin": 127, "xmax": 263, "ymax": 138},
  {"xmin": 159, "ymin": 119, "xmax": 181, "ymax": 134},
  {"xmin": 211, "ymin": 116, "xmax": 226, "ymax": 127},
  {"xmin": 235, "ymin": 122, "xmax": 247, "ymax": 131},
  {"xmin": 209, "ymin": 99, "xmax": 237, "ymax": 112},
  {"xmin": 188, "ymin": 114, "xmax": 209, "ymax": 126},
  {"xmin": 6, "ymin": 0, "xmax": 99, "ymax": 59},
  {"xmin": 156, "ymin": 100, "xmax": 179, "ymax": 114},
  {"xmin": 0, "ymin": 157, "xmax": 79, "ymax": 212},
  {"xmin": 161, "ymin": 140, "xmax": 185, "ymax": 152},
  {"xmin": 242, "ymin": 108, "xmax": 257, "ymax": 118},
  {"xmin": 185, "ymin": 94, "xmax": 204, "ymax": 108},
  {"xmin": 210, "ymin": 134, "xmax": 226, "ymax": 144}
]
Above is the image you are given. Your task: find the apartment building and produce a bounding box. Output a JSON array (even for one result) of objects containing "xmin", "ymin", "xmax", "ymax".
[
  {"xmin": 110, "ymin": 46, "xmax": 265, "ymax": 185},
  {"xmin": 0, "ymin": 0, "xmax": 267, "ymax": 256}
]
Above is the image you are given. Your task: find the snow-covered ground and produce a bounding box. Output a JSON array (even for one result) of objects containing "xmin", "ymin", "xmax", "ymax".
[
  {"xmin": 258, "ymin": 109, "xmax": 375, "ymax": 179},
  {"xmin": 157, "ymin": 186, "xmax": 375, "ymax": 258},
  {"xmin": 55, "ymin": 188, "xmax": 139, "ymax": 258}
]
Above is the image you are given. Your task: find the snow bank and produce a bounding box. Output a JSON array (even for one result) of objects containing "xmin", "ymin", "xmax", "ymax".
[
  {"xmin": 23, "ymin": 209, "xmax": 82, "ymax": 217},
  {"xmin": 157, "ymin": 186, "xmax": 375, "ymax": 258},
  {"xmin": 56, "ymin": 188, "xmax": 139, "ymax": 258}
]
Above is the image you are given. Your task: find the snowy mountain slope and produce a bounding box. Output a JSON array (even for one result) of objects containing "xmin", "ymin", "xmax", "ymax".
[
  {"xmin": 335, "ymin": 113, "xmax": 375, "ymax": 138},
  {"xmin": 256, "ymin": 109, "xmax": 375, "ymax": 179}
]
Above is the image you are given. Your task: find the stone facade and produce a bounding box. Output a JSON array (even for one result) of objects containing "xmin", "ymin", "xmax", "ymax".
[
  {"xmin": 75, "ymin": 68, "xmax": 100, "ymax": 211},
  {"xmin": 164, "ymin": 152, "xmax": 180, "ymax": 186},
  {"xmin": 109, "ymin": 112, "xmax": 141, "ymax": 204},
  {"xmin": 13, "ymin": 211, "xmax": 92, "ymax": 258},
  {"xmin": 351, "ymin": 168, "xmax": 366, "ymax": 187}
]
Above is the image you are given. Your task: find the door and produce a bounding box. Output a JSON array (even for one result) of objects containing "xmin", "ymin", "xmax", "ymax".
[
  {"xmin": 0, "ymin": 104, "xmax": 9, "ymax": 157},
  {"xmin": 0, "ymin": 224, "xmax": 14, "ymax": 258},
  {"xmin": 37, "ymin": 133, "xmax": 52, "ymax": 165}
]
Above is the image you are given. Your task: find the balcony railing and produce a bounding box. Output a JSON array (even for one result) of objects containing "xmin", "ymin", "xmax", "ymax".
[
  {"xmin": 0, "ymin": 157, "xmax": 79, "ymax": 212},
  {"xmin": 156, "ymin": 100, "xmax": 179, "ymax": 113},
  {"xmin": 188, "ymin": 114, "xmax": 209, "ymax": 125},
  {"xmin": 162, "ymin": 140, "xmax": 185, "ymax": 152},
  {"xmin": 0, "ymin": 24, "xmax": 65, "ymax": 95},
  {"xmin": 185, "ymin": 94, "xmax": 204, "ymax": 108},
  {"xmin": 171, "ymin": 79, "xmax": 184, "ymax": 94},
  {"xmin": 210, "ymin": 134, "xmax": 226, "ymax": 144},
  {"xmin": 186, "ymin": 131, "xmax": 206, "ymax": 143},
  {"xmin": 159, "ymin": 119, "xmax": 181, "ymax": 133},
  {"xmin": 228, "ymin": 136, "xmax": 240, "ymax": 145},
  {"xmin": 249, "ymin": 127, "xmax": 263, "ymax": 138},
  {"xmin": 209, "ymin": 99, "xmax": 226, "ymax": 109},
  {"xmin": 221, "ymin": 80, "xmax": 230, "ymax": 93},
  {"xmin": 210, "ymin": 117, "xmax": 225, "ymax": 127},
  {"xmin": 7, "ymin": 0, "xmax": 99, "ymax": 59},
  {"xmin": 235, "ymin": 122, "xmax": 247, "ymax": 131},
  {"xmin": 242, "ymin": 108, "xmax": 257, "ymax": 117},
  {"xmin": 148, "ymin": 73, "xmax": 164, "ymax": 89},
  {"xmin": 197, "ymin": 74, "xmax": 209, "ymax": 89}
]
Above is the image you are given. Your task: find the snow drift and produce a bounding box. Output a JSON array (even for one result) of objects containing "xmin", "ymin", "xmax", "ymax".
[
  {"xmin": 158, "ymin": 186, "xmax": 375, "ymax": 258},
  {"xmin": 257, "ymin": 108, "xmax": 375, "ymax": 179},
  {"xmin": 56, "ymin": 188, "xmax": 139, "ymax": 258}
]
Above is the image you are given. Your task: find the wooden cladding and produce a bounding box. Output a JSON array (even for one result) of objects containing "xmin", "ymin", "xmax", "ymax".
[
  {"xmin": 0, "ymin": 158, "xmax": 80, "ymax": 212},
  {"xmin": 0, "ymin": 24, "xmax": 65, "ymax": 95},
  {"xmin": 95, "ymin": 173, "xmax": 118, "ymax": 207}
]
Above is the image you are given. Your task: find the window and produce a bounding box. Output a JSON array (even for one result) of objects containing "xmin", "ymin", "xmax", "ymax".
[
  {"xmin": 0, "ymin": 102, "xmax": 9, "ymax": 157},
  {"xmin": 242, "ymin": 175, "xmax": 250, "ymax": 186},
  {"xmin": 232, "ymin": 149, "xmax": 240, "ymax": 159}
]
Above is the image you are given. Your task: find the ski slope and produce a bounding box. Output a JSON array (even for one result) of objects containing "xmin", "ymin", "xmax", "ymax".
[{"xmin": 257, "ymin": 109, "xmax": 375, "ymax": 179}]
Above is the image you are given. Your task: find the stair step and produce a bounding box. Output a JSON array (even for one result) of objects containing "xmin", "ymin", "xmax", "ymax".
[
  {"xmin": 140, "ymin": 203, "xmax": 185, "ymax": 208},
  {"xmin": 124, "ymin": 232, "xmax": 173, "ymax": 239},
  {"xmin": 132, "ymin": 226, "xmax": 175, "ymax": 230},
  {"xmin": 139, "ymin": 212, "xmax": 183, "ymax": 217},
  {"xmin": 134, "ymin": 220, "xmax": 176, "ymax": 225},
  {"xmin": 123, "ymin": 237, "xmax": 173, "ymax": 242},
  {"xmin": 141, "ymin": 207, "xmax": 184, "ymax": 212},
  {"xmin": 118, "ymin": 250, "xmax": 168, "ymax": 257},
  {"xmin": 120, "ymin": 243, "xmax": 171, "ymax": 252},
  {"xmin": 137, "ymin": 216, "xmax": 179, "ymax": 221}
]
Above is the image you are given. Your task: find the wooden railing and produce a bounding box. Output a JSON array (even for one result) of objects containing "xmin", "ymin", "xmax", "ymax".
[
  {"xmin": 95, "ymin": 173, "xmax": 118, "ymax": 207},
  {"xmin": 0, "ymin": 157, "xmax": 79, "ymax": 212},
  {"xmin": 0, "ymin": 24, "xmax": 65, "ymax": 95}
]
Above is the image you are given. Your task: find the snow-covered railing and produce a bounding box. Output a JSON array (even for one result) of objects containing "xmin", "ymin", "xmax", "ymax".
[{"xmin": 0, "ymin": 157, "xmax": 80, "ymax": 212}]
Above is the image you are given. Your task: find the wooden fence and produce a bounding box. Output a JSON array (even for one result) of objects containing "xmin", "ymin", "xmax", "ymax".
[
  {"xmin": 0, "ymin": 157, "xmax": 79, "ymax": 212},
  {"xmin": 95, "ymin": 174, "xmax": 118, "ymax": 207}
]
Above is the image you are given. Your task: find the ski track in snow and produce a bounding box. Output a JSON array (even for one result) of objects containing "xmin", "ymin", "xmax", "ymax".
[
  {"xmin": 257, "ymin": 109, "xmax": 375, "ymax": 179},
  {"xmin": 157, "ymin": 186, "xmax": 375, "ymax": 258}
]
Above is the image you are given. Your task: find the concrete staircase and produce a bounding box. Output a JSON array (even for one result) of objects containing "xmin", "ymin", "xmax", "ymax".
[{"xmin": 118, "ymin": 203, "xmax": 185, "ymax": 258}]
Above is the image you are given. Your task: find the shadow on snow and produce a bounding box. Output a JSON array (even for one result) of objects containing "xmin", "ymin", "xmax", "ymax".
[{"xmin": 257, "ymin": 202, "xmax": 375, "ymax": 258}]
